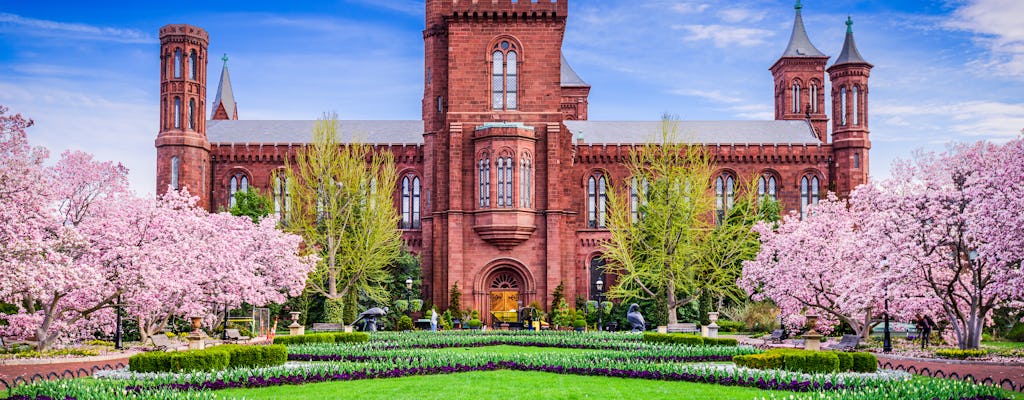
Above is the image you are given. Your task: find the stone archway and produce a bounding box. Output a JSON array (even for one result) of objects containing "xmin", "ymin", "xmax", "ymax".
[{"xmin": 473, "ymin": 260, "xmax": 536, "ymax": 325}]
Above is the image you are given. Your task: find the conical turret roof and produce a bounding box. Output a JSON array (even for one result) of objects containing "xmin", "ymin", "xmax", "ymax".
[
  {"xmin": 833, "ymin": 17, "xmax": 871, "ymax": 66},
  {"xmin": 212, "ymin": 54, "xmax": 237, "ymax": 120},
  {"xmin": 780, "ymin": 0, "xmax": 826, "ymax": 58},
  {"xmin": 560, "ymin": 53, "xmax": 589, "ymax": 87}
]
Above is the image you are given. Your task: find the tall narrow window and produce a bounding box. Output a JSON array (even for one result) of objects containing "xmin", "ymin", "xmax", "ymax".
[
  {"xmin": 170, "ymin": 156, "xmax": 180, "ymax": 190},
  {"xmin": 479, "ymin": 157, "xmax": 490, "ymax": 208},
  {"xmin": 491, "ymin": 40, "xmax": 519, "ymax": 110},
  {"xmin": 811, "ymin": 176, "xmax": 820, "ymax": 205},
  {"xmin": 519, "ymin": 156, "xmax": 532, "ymax": 208},
  {"xmin": 630, "ymin": 177, "xmax": 649, "ymax": 224},
  {"xmin": 401, "ymin": 177, "xmax": 412, "ymax": 229},
  {"xmin": 173, "ymin": 97, "xmax": 181, "ymax": 129},
  {"xmin": 840, "ymin": 87, "xmax": 848, "ymax": 126},
  {"xmin": 189, "ymin": 50, "xmax": 197, "ymax": 80},
  {"xmin": 412, "ymin": 177, "xmax": 421, "ymax": 228},
  {"xmin": 800, "ymin": 177, "xmax": 809, "ymax": 220},
  {"xmin": 162, "ymin": 98, "xmax": 167, "ymax": 129},
  {"xmin": 715, "ymin": 175, "xmax": 735, "ymax": 225},
  {"xmin": 174, "ymin": 49, "xmax": 182, "ymax": 78},
  {"xmin": 587, "ymin": 173, "xmax": 608, "ymax": 228},
  {"xmin": 792, "ymin": 82, "xmax": 801, "ymax": 113},
  {"xmin": 229, "ymin": 173, "xmax": 249, "ymax": 209},
  {"xmin": 854, "ymin": 153, "xmax": 861, "ymax": 169},
  {"xmin": 767, "ymin": 176, "xmax": 777, "ymax": 200},
  {"xmin": 188, "ymin": 99, "xmax": 196, "ymax": 131},
  {"xmin": 852, "ymin": 86, "xmax": 860, "ymax": 125},
  {"xmin": 810, "ymin": 84, "xmax": 818, "ymax": 113},
  {"xmin": 273, "ymin": 175, "xmax": 286, "ymax": 219},
  {"xmin": 496, "ymin": 158, "xmax": 505, "ymax": 207}
]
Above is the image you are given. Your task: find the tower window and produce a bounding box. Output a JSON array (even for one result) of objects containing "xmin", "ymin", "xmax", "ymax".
[
  {"xmin": 162, "ymin": 98, "xmax": 167, "ymax": 129},
  {"xmin": 588, "ymin": 173, "xmax": 608, "ymax": 228},
  {"xmin": 174, "ymin": 48, "xmax": 182, "ymax": 79},
  {"xmin": 792, "ymin": 82, "xmax": 801, "ymax": 114},
  {"xmin": 630, "ymin": 177, "xmax": 649, "ymax": 223},
  {"xmin": 715, "ymin": 174, "xmax": 735, "ymax": 225},
  {"xmin": 173, "ymin": 97, "xmax": 181, "ymax": 129},
  {"xmin": 854, "ymin": 153, "xmax": 861, "ymax": 169},
  {"xmin": 479, "ymin": 156, "xmax": 490, "ymax": 208},
  {"xmin": 852, "ymin": 86, "xmax": 860, "ymax": 125},
  {"xmin": 840, "ymin": 87, "xmax": 848, "ymax": 126},
  {"xmin": 189, "ymin": 50, "xmax": 197, "ymax": 80},
  {"xmin": 496, "ymin": 155, "xmax": 513, "ymax": 208},
  {"xmin": 273, "ymin": 174, "xmax": 291, "ymax": 220},
  {"xmin": 800, "ymin": 175, "xmax": 820, "ymax": 220},
  {"xmin": 437, "ymin": 96, "xmax": 443, "ymax": 113},
  {"xmin": 810, "ymin": 84, "xmax": 818, "ymax": 113},
  {"xmin": 188, "ymin": 99, "xmax": 196, "ymax": 131},
  {"xmin": 400, "ymin": 175, "xmax": 422, "ymax": 229},
  {"xmin": 170, "ymin": 156, "xmax": 180, "ymax": 190},
  {"xmin": 491, "ymin": 41, "xmax": 518, "ymax": 110},
  {"xmin": 519, "ymin": 155, "xmax": 532, "ymax": 208}
]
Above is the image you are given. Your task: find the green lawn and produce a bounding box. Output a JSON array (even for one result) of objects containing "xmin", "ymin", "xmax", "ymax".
[
  {"xmin": 982, "ymin": 340, "xmax": 1024, "ymax": 350},
  {"xmin": 216, "ymin": 370, "xmax": 795, "ymax": 400}
]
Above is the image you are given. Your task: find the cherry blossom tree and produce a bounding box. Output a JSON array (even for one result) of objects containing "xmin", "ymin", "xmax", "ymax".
[{"xmin": 740, "ymin": 194, "xmax": 887, "ymax": 338}]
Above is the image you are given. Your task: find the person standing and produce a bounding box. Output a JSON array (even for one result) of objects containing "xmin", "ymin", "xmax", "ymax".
[
  {"xmin": 921, "ymin": 314, "xmax": 935, "ymax": 349},
  {"xmin": 430, "ymin": 308, "xmax": 438, "ymax": 332}
]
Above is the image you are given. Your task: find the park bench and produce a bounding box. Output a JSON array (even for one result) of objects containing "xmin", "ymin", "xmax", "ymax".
[
  {"xmin": 149, "ymin": 333, "xmax": 179, "ymax": 351},
  {"xmin": 311, "ymin": 323, "xmax": 345, "ymax": 332},
  {"xmin": 1, "ymin": 337, "xmax": 38, "ymax": 350},
  {"xmin": 224, "ymin": 329, "xmax": 250, "ymax": 343},
  {"xmin": 825, "ymin": 334, "xmax": 861, "ymax": 351},
  {"xmin": 763, "ymin": 329, "xmax": 785, "ymax": 345},
  {"xmin": 666, "ymin": 323, "xmax": 700, "ymax": 334}
]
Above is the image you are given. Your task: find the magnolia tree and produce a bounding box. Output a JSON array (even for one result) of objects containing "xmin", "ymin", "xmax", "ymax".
[
  {"xmin": 865, "ymin": 139, "xmax": 1024, "ymax": 349},
  {"xmin": 740, "ymin": 195, "xmax": 887, "ymax": 338}
]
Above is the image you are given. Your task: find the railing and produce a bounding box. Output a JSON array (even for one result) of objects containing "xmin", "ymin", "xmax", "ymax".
[
  {"xmin": 879, "ymin": 360, "xmax": 1021, "ymax": 393},
  {"xmin": 1, "ymin": 362, "xmax": 126, "ymax": 392}
]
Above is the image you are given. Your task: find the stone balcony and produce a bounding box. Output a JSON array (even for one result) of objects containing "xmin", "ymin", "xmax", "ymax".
[{"xmin": 472, "ymin": 209, "xmax": 536, "ymax": 250}]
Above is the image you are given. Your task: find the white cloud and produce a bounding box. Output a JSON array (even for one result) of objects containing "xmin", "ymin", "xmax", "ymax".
[
  {"xmin": 0, "ymin": 13, "xmax": 155, "ymax": 44},
  {"xmin": 873, "ymin": 100, "xmax": 1024, "ymax": 140},
  {"xmin": 718, "ymin": 8, "xmax": 766, "ymax": 24},
  {"xmin": 945, "ymin": 0, "xmax": 1024, "ymax": 77},
  {"xmin": 674, "ymin": 24, "xmax": 773, "ymax": 47},
  {"xmin": 670, "ymin": 89, "xmax": 743, "ymax": 104},
  {"xmin": 671, "ymin": 2, "xmax": 710, "ymax": 14}
]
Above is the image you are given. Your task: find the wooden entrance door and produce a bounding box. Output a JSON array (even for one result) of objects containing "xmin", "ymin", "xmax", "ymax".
[{"xmin": 490, "ymin": 291, "xmax": 519, "ymax": 323}]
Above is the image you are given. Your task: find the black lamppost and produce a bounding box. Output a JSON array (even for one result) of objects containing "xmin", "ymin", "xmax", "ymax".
[
  {"xmin": 405, "ymin": 277, "xmax": 414, "ymax": 318},
  {"xmin": 222, "ymin": 303, "xmax": 230, "ymax": 341},
  {"xmin": 881, "ymin": 257, "xmax": 892, "ymax": 353},
  {"xmin": 595, "ymin": 279, "xmax": 604, "ymax": 332},
  {"xmin": 114, "ymin": 295, "xmax": 123, "ymax": 350}
]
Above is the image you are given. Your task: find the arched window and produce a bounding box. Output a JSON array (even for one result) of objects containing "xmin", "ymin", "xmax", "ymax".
[
  {"xmin": 273, "ymin": 174, "xmax": 291, "ymax": 220},
  {"xmin": 840, "ymin": 87, "xmax": 848, "ymax": 126},
  {"xmin": 495, "ymin": 155, "xmax": 513, "ymax": 208},
  {"xmin": 174, "ymin": 49, "xmax": 182, "ymax": 78},
  {"xmin": 519, "ymin": 155, "xmax": 532, "ymax": 208},
  {"xmin": 229, "ymin": 172, "xmax": 249, "ymax": 209},
  {"xmin": 630, "ymin": 177, "xmax": 649, "ymax": 223},
  {"xmin": 800, "ymin": 175, "xmax": 820, "ymax": 220},
  {"xmin": 852, "ymin": 86, "xmax": 860, "ymax": 125},
  {"xmin": 792, "ymin": 82, "xmax": 801, "ymax": 113},
  {"xmin": 715, "ymin": 174, "xmax": 735, "ymax": 225},
  {"xmin": 400, "ymin": 176, "xmax": 422, "ymax": 229},
  {"xmin": 491, "ymin": 40, "xmax": 518, "ymax": 110},
  {"xmin": 173, "ymin": 97, "xmax": 181, "ymax": 129},
  {"xmin": 188, "ymin": 99, "xmax": 196, "ymax": 131},
  {"xmin": 757, "ymin": 175, "xmax": 777, "ymax": 201},
  {"xmin": 189, "ymin": 50, "xmax": 197, "ymax": 80},
  {"xmin": 479, "ymin": 156, "xmax": 490, "ymax": 208},
  {"xmin": 170, "ymin": 156, "xmax": 180, "ymax": 190},
  {"xmin": 810, "ymin": 83, "xmax": 818, "ymax": 113},
  {"xmin": 588, "ymin": 173, "xmax": 608, "ymax": 228},
  {"xmin": 854, "ymin": 153, "xmax": 861, "ymax": 169}
]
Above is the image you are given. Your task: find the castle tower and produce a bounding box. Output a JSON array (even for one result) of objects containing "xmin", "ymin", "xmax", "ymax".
[
  {"xmin": 770, "ymin": 0, "xmax": 830, "ymax": 141},
  {"xmin": 421, "ymin": 0, "xmax": 572, "ymax": 321},
  {"xmin": 155, "ymin": 24, "xmax": 212, "ymax": 207},
  {"xmin": 210, "ymin": 54, "xmax": 237, "ymax": 120},
  {"xmin": 827, "ymin": 17, "xmax": 873, "ymax": 196}
]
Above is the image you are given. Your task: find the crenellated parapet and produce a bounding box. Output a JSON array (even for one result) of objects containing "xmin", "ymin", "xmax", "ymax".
[
  {"xmin": 572, "ymin": 142, "xmax": 834, "ymax": 165},
  {"xmin": 440, "ymin": 0, "xmax": 567, "ymax": 20}
]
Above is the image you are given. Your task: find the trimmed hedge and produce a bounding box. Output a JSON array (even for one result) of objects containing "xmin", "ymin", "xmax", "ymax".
[
  {"xmin": 129, "ymin": 344, "xmax": 287, "ymax": 373},
  {"xmin": 642, "ymin": 333, "xmax": 738, "ymax": 347},
  {"xmin": 934, "ymin": 349, "xmax": 988, "ymax": 360},
  {"xmin": 273, "ymin": 332, "xmax": 370, "ymax": 346},
  {"xmin": 733, "ymin": 349, "xmax": 876, "ymax": 373}
]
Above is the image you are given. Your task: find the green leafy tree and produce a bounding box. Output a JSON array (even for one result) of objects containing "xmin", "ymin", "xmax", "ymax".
[
  {"xmin": 549, "ymin": 281, "xmax": 565, "ymax": 324},
  {"xmin": 285, "ymin": 112, "xmax": 403, "ymax": 306},
  {"xmin": 229, "ymin": 187, "xmax": 273, "ymax": 223},
  {"xmin": 603, "ymin": 116, "xmax": 766, "ymax": 324}
]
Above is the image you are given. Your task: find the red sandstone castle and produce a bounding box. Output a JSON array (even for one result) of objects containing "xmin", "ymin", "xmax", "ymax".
[{"xmin": 155, "ymin": 1, "xmax": 872, "ymax": 322}]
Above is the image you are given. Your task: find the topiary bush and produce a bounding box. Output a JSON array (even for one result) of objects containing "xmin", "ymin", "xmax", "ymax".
[
  {"xmin": 735, "ymin": 349, "xmax": 875, "ymax": 373},
  {"xmin": 397, "ymin": 315, "xmax": 414, "ymax": 331},
  {"xmin": 466, "ymin": 319, "xmax": 483, "ymax": 329},
  {"xmin": 704, "ymin": 337, "xmax": 739, "ymax": 346},
  {"xmin": 935, "ymin": 349, "xmax": 988, "ymax": 359},
  {"xmin": 851, "ymin": 351, "xmax": 877, "ymax": 372},
  {"xmin": 833, "ymin": 351, "xmax": 853, "ymax": 372},
  {"xmin": 129, "ymin": 345, "xmax": 286, "ymax": 373},
  {"xmin": 733, "ymin": 353, "xmax": 783, "ymax": 370},
  {"xmin": 716, "ymin": 320, "xmax": 746, "ymax": 333},
  {"xmin": 642, "ymin": 333, "xmax": 704, "ymax": 346}
]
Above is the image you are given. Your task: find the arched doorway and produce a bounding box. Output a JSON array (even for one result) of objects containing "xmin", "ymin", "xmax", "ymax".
[{"xmin": 488, "ymin": 269, "xmax": 521, "ymax": 323}]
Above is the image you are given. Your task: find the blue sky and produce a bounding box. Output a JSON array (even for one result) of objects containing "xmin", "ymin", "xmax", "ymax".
[{"xmin": 1, "ymin": 0, "xmax": 1022, "ymax": 194}]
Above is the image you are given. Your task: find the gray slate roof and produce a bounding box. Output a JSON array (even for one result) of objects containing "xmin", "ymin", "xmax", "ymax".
[
  {"xmin": 833, "ymin": 18, "xmax": 871, "ymax": 66},
  {"xmin": 780, "ymin": 3, "xmax": 826, "ymax": 58},
  {"xmin": 207, "ymin": 120, "xmax": 424, "ymax": 144},
  {"xmin": 212, "ymin": 64, "xmax": 237, "ymax": 119},
  {"xmin": 560, "ymin": 53, "xmax": 589, "ymax": 87},
  {"xmin": 564, "ymin": 120, "xmax": 821, "ymax": 145}
]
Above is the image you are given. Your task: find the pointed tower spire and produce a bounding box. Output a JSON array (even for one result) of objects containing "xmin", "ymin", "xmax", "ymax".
[
  {"xmin": 833, "ymin": 17, "xmax": 871, "ymax": 66},
  {"xmin": 211, "ymin": 53, "xmax": 237, "ymax": 120},
  {"xmin": 780, "ymin": 0, "xmax": 826, "ymax": 58}
]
